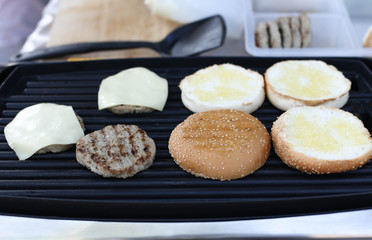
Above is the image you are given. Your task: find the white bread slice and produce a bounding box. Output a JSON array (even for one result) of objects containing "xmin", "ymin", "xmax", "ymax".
[
  {"xmin": 179, "ymin": 64, "xmax": 265, "ymax": 113},
  {"xmin": 272, "ymin": 106, "xmax": 372, "ymax": 174},
  {"xmin": 265, "ymin": 60, "xmax": 351, "ymax": 111}
]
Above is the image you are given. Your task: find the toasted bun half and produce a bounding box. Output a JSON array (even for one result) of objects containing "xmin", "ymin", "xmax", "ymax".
[
  {"xmin": 265, "ymin": 60, "xmax": 351, "ymax": 111},
  {"xmin": 272, "ymin": 106, "xmax": 372, "ymax": 174},
  {"xmin": 180, "ymin": 64, "xmax": 265, "ymax": 113},
  {"xmin": 169, "ymin": 109, "xmax": 271, "ymax": 181}
]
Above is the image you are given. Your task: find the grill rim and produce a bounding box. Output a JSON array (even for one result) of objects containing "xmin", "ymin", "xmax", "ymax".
[
  {"xmin": 1, "ymin": 57, "xmax": 372, "ymax": 221},
  {"xmin": 1, "ymin": 192, "xmax": 372, "ymax": 222}
]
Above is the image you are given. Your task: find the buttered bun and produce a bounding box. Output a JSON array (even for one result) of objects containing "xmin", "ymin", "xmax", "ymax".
[
  {"xmin": 272, "ymin": 106, "xmax": 372, "ymax": 174},
  {"xmin": 169, "ymin": 109, "xmax": 271, "ymax": 181},
  {"xmin": 179, "ymin": 64, "xmax": 265, "ymax": 113},
  {"xmin": 265, "ymin": 60, "xmax": 351, "ymax": 111}
]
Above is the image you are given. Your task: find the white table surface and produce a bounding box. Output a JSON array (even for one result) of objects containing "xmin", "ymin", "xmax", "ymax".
[{"xmin": 1, "ymin": 209, "xmax": 372, "ymax": 239}]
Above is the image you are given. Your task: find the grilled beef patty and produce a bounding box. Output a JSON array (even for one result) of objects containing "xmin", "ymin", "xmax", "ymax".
[{"xmin": 76, "ymin": 124, "xmax": 156, "ymax": 178}]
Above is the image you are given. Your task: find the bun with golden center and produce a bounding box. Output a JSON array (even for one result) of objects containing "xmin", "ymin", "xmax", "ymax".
[
  {"xmin": 272, "ymin": 106, "xmax": 372, "ymax": 174},
  {"xmin": 265, "ymin": 60, "xmax": 351, "ymax": 111},
  {"xmin": 179, "ymin": 64, "xmax": 265, "ymax": 114},
  {"xmin": 169, "ymin": 109, "xmax": 271, "ymax": 181}
]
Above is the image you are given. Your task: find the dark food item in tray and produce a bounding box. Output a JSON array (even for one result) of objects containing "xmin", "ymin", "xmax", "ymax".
[
  {"xmin": 289, "ymin": 16, "xmax": 302, "ymax": 48},
  {"xmin": 256, "ymin": 13, "xmax": 312, "ymax": 48},
  {"xmin": 299, "ymin": 13, "xmax": 312, "ymax": 48},
  {"xmin": 278, "ymin": 17, "xmax": 292, "ymax": 48},
  {"xmin": 255, "ymin": 22, "xmax": 270, "ymax": 48},
  {"xmin": 169, "ymin": 109, "xmax": 271, "ymax": 181},
  {"xmin": 272, "ymin": 106, "xmax": 372, "ymax": 174},
  {"xmin": 76, "ymin": 124, "xmax": 156, "ymax": 179},
  {"xmin": 267, "ymin": 20, "xmax": 282, "ymax": 48}
]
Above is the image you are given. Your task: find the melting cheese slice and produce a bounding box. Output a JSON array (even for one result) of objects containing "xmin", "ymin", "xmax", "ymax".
[
  {"xmin": 4, "ymin": 103, "xmax": 85, "ymax": 160},
  {"xmin": 98, "ymin": 67, "xmax": 168, "ymax": 111}
]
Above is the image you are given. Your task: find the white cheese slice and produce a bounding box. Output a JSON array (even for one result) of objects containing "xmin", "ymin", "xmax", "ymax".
[
  {"xmin": 4, "ymin": 103, "xmax": 85, "ymax": 160},
  {"xmin": 98, "ymin": 67, "xmax": 168, "ymax": 111}
]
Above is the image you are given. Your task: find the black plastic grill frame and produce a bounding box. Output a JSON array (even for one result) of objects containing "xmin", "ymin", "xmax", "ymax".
[{"xmin": 1, "ymin": 57, "xmax": 372, "ymax": 221}]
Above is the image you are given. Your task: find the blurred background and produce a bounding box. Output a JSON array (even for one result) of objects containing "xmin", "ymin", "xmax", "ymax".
[{"xmin": 1, "ymin": 0, "xmax": 371, "ymax": 64}]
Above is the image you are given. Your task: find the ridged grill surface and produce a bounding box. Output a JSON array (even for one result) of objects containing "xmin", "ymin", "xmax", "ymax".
[{"xmin": 1, "ymin": 57, "xmax": 372, "ymax": 221}]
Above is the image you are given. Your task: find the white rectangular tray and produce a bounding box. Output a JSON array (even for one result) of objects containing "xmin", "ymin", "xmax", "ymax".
[{"xmin": 244, "ymin": 0, "xmax": 372, "ymax": 57}]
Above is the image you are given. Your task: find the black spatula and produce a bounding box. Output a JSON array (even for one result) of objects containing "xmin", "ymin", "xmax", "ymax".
[{"xmin": 11, "ymin": 15, "xmax": 226, "ymax": 62}]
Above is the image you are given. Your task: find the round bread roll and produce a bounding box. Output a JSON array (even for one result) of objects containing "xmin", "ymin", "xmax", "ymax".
[
  {"xmin": 265, "ymin": 60, "xmax": 351, "ymax": 111},
  {"xmin": 179, "ymin": 64, "xmax": 265, "ymax": 113},
  {"xmin": 290, "ymin": 16, "xmax": 301, "ymax": 48},
  {"xmin": 169, "ymin": 109, "xmax": 271, "ymax": 181},
  {"xmin": 272, "ymin": 106, "xmax": 372, "ymax": 174}
]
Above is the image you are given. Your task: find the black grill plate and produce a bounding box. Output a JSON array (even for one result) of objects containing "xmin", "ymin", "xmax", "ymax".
[{"xmin": 1, "ymin": 57, "xmax": 372, "ymax": 221}]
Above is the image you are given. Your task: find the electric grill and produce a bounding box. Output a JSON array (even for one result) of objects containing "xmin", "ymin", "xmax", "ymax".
[{"xmin": 1, "ymin": 57, "xmax": 372, "ymax": 221}]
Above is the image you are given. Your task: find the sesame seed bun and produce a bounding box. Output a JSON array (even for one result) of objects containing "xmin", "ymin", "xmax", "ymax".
[
  {"xmin": 272, "ymin": 106, "xmax": 372, "ymax": 174},
  {"xmin": 265, "ymin": 60, "xmax": 351, "ymax": 111},
  {"xmin": 168, "ymin": 109, "xmax": 271, "ymax": 181}
]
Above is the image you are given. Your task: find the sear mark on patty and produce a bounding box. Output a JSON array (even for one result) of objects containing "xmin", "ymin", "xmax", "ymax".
[{"xmin": 76, "ymin": 124, "xmax": 156, "ymax": 179}]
